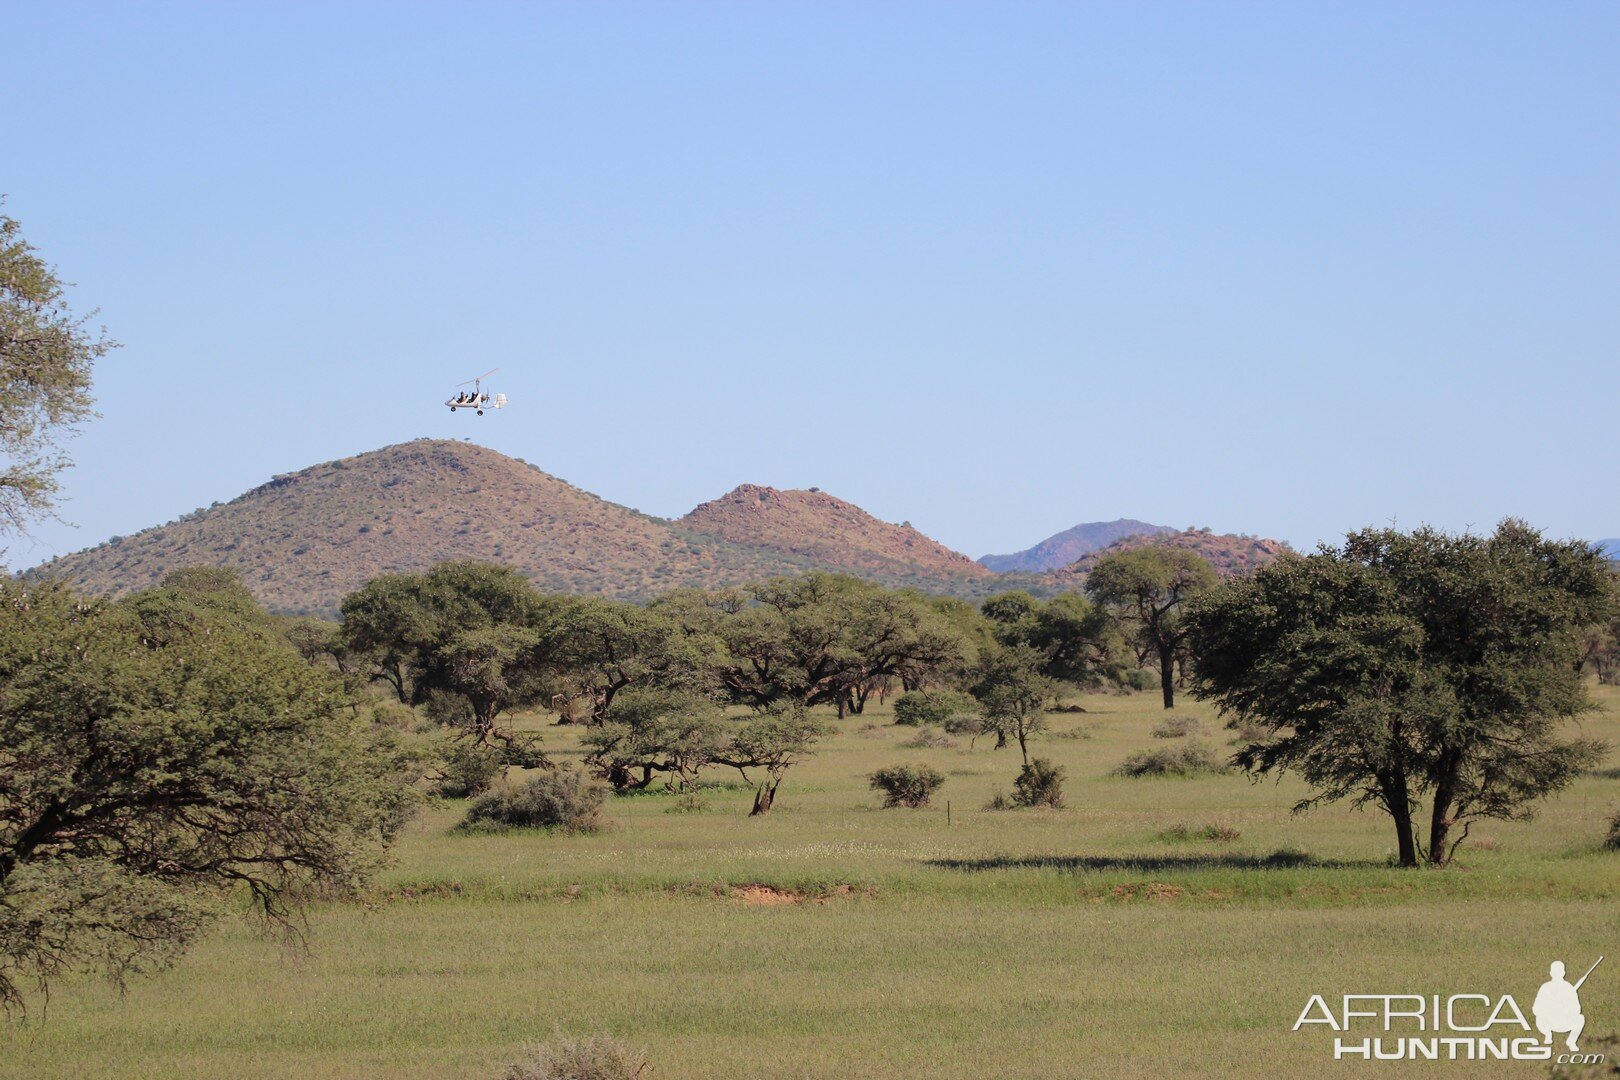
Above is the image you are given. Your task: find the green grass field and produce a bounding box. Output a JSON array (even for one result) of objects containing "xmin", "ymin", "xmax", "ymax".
[{"xmin": 5, "ymin": 687, "xmax": 1618, "ymax": 1079}]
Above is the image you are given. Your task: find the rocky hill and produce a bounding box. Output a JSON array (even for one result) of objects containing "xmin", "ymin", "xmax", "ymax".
[
  {"xmin": 679, "ymin": 484, "xmax": 994, "ymax": 582},
  {"xmin": 1055, "ymin": 527, "xmax": 1292, "ymax": 581},
  {"xmin": 978, "ymin": 518, "xmax": 1175, "ymax": 572},
  {"xmin": 25, "ymin": 440, "xmax": 996, "ymax": 615}
]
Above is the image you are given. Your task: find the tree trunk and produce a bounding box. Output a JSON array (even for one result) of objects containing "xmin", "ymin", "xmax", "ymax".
[
  {"xmin": 750, "ymin": 777, "xmax": 781, "ymax": 816},
  {"xmin": 1158, "ymin": 645, "xmax": 1176, "ymax": 709},
  {"xmin": 1427, "ymin": 755, "xmax": 1461, "ymax": 866},
  {"xmin": 1380, "ymin": 768, "xmax": 1419, "ymax": 868},
  {"xmin": 1017, "ymin": 724, "xmax": 1030, "ymax": 767}
]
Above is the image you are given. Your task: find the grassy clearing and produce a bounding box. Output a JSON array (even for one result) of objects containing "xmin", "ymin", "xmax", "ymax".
[{"xmin": 5, "ymin": 686, "xmax": 1618, "ymax": 1078}]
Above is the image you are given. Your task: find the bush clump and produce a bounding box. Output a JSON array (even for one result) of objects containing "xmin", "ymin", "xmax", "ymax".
[
  {"xmin": 1605, "ymin": 810, "xmax": 1620, "ymax": 851},
  {"xmin": 869, "ymin": 763, "xmax": 947, "ymax": 808},
  {"xmin": 463, "ymin": 768, "xmax": 606, "ymax": 833},
  {"xmin": 892, "ymin": 690, "xmax": 977, "ymax": 727},
  {"xmin": 1047, "ymin": 724, "xmax": 1092, "ymax": 741},
  {"xmin": 499, "ymin": 1032, "xmax": 650, "ymax": 1080},
  {"xmin": 1122, "ymin": 668, "xmax": 1159, "ymax": 693},
  {"xmin": 432, "ymin": 741, "xmax": 504, "ymax": 799},
  {"xmin": 1226, "ymin": 718, "xmax": 1269, "ymax": 745},
  {"xmin": 1012, "ymin": 758, "xmax": 1066, "ymax": 808},
  {"xmin": 900, "ymin": 726, "xmax": 957, "ymax": 750},
  {"xmin": 1151, "ymin": 715, "xmax": 1204, "ymax": 739},
  {"xmin": 1113, "ymin": 741, "xmax": 1228, "ymax": 778}
]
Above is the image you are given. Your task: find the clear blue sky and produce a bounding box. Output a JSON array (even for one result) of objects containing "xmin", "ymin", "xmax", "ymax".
[{"xmin": 6, "ymin": 1, "xmax": 1617, "ymax": 568}]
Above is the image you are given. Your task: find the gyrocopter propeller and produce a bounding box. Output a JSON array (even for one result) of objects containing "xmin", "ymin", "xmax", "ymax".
[{"xmin": 446, "ymin": 368, "xmax": 507, "ymax": 416}]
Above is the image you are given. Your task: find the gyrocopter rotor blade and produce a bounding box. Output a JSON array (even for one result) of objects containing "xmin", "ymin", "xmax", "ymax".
[{"xmin": 455, "ymin": 367, "xmax": 500, "ymax": 387}]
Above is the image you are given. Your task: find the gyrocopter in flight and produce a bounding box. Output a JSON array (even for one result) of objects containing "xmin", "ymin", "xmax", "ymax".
[{"xmin": 446, "ymin": 369, "xmax": 508, "ymax": 415}]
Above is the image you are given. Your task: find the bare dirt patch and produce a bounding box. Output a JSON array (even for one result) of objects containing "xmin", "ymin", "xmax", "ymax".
[
  {"xmin": 730, "ymin": 883, "xmax": 857, "ymax": 906},
  {"xmin": 1108, "ymin": 881, "xmax": 1185, "ymax": 902}
]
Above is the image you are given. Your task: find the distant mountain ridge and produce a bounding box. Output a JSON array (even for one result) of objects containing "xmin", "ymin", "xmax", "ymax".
[
  {"xmin": 1056, "ymin": 527, "xmax": 1292, "ymax": 580},
  {"xmin": 978, "ymin": 518, "xmax": 1176, "ymax": 572},
  {"xmin": 24, "ymin": 439, "xmax": 1298, "ymax": 617},
  {"xmin": 24, "ymin": 440, "xmax": 997, "ymax": 615}
]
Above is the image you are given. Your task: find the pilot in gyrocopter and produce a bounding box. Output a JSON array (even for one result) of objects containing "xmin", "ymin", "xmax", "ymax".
[{"xmin": 445, "ymin": 369, "xmax": 508, "ymax": 416}]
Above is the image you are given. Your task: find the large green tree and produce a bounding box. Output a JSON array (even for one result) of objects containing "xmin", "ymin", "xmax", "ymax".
[
  {"xmin": 981, "ymin": 590, "xmax": 1120, "ymax": 688},
  {"xmin": 690, "ymin": 574, "xmax": 967, "ymax": 716},
  {"xmin": 0, "ymin": 573, "xmax": 416, "ymax": 1008},
  {"xmin": 1086, "ymin": 547, "xmax": 1218, "ymax": 708},
  {"xmin": 0, "ymin": 207, "xmax": 115, "ymax": 539},
  {"xmin": 546, "ymin": 598, "xmax": 712, "ymax": 723},
  {"xmin": 339, "ymin": 561, "xmax": 558, "ymax": 744},
  {"xmin": 1188, "ymin": 521, "xmax": 1613, "ymax": 867}
]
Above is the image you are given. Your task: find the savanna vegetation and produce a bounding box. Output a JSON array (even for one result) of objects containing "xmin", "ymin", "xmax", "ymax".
[
  {"xmin": 7, "ymin": 205, "xmax": 1620, "ymax": 1075},
  {"xmin": 3, "ymin": 524, "xmax": 1616, "ymax": 1077}
]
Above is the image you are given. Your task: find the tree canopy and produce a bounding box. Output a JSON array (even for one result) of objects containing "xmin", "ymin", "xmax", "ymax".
[
  {"xmin": 1187, "ymin": 521, "xmax": 1614, "ymax": 867},
  {"xmin": 1086, "ymin": 547, "xmax": 1217, "ymax": 708},
  {"xmin": 0, "ymin": 207, "xmax": 115, "ymax": 540},
  {"xmin": 0, "ymin": 573, "xmax": 415, "ymax": 1008}
]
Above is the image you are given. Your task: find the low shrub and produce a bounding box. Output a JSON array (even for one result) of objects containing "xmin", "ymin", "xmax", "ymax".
[
  {"xmin": 1606, "ymin": 810, "xmax": 1620, "ymax": 851},
  {"xmin": 1157, "ymin": 822, "xmax": 1241, "ymax": 843},
  {"xmin": 892, "ymin": 690, "xmax": 977, "ymax": 727},
  {"xmin": 1151, "ymin": 715, "xmax": 1204, "ymax": 739},
  {"xmin": 869, "ymin": 763, "xmax": 947, "ymax": 808},
  {"xmin": 499, "ymin": 1032, "xmax": 650, "ymax": 1080},
  {"xmin": 1013, "ymin": 758, "xmax": 1066, "ymax": 808},
  {"xmin": 1047, "ymin": 725, "xmax": 1092, "ymax": 741},
  {"xmin": 365, "ymin": 700, "xmax": 418, "ymax": 732},
  {"xmin": 1122, "ymin": 668, "xmax": 1159, "ymax": 693},
  {"xmin": 423, "ymin": 688, "xmax": 476, "ymax": 729},
  {"xmin": 1113, "ymin": 742, "xmax": 1228, "ymax": 778},
  {"xmin": 1227, "ymin": 719, "xmax": 1269, "ymax": 745},
  {"xmin": 432, "ymin": 741, "xmax": 504, "ymax": 798},
  {"xmin": 901, "ymin": 726, "xmax": 957, "ymax": 750},
  {"xmin": 984, "ymin": 789, "xmax": 1013, "ymax": 811},
  {"xmin": 499, "ymin": 736, "xmax": 550, "ymax": 771},
  {"xmin": 462, "ymin": 768, "xmax": 606, "ymax": 833},
  {"xmin": 667, "ymin": 791, "xmax": 706, "ymax": 814}
]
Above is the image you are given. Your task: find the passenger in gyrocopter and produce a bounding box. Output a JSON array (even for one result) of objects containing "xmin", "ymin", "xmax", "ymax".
[{"xmin": 445, "ymin": 369, "xmax": 508, "ymax": 416}]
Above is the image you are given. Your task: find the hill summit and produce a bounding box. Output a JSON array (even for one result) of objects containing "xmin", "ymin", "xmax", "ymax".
[
  {"xmin": 978, "ymin": 518, "xmax": 1176, "ymax": 572},
  {"xmin": 27, "ymin": 440, "xmax": 994, "ymax": 615},
  {"xmin": 678, "ymin": 484, "xmax": 991, "ymax": 580}
]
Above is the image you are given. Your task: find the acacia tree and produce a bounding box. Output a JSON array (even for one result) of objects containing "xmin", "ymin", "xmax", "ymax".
[
  {"xmin": 969, "ymin": 643, "xmax": 1055, "ymax": 766},
  {"xmin": 339, "ymin": 562, "xmax": 558, "ymax": 746},
  {"xmin": 0, "ymin": 576, "xmax": 416, "ymax": 1008},
  {"xmin": 714, "ymin": 706, "xmax": 827, "ymax": 815},
  {"xmin": 981, "ymin": 590, "xmax": 1120, "ymax": 688},
  {"xmin": 694, "ymin": 574, "xmax": 966, "ymax": 716},
  {"xmin": 1086, "ymin": 547, "xmax": 1217, "ymax": 708},
  {"xmin": 0, "ymin": 207, "xmax": 115, "ymax": 540},
  {"xmin": 1188, "ymin": 521, "xmax": 1613, "ymax": 867},
  {"xmin": 545, "ymin": 598, "xmax": 711, "ymax": 723},
  {"xmin": 581, "ymin": 689, "xmax": 726, "ymax": 791}
]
